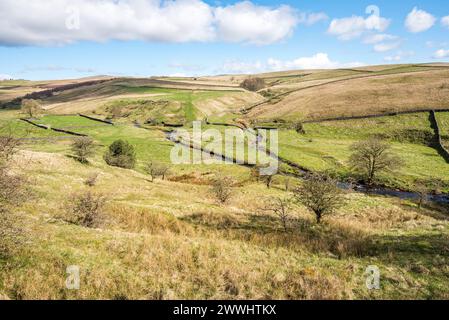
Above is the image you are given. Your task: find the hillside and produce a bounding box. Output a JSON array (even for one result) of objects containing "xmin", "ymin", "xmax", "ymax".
[{"xmin": 1, "ymin": 63, "xmax": 449, "ymax": 300}]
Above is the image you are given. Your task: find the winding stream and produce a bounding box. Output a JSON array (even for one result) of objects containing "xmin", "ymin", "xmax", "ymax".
[{"xmin": 164, "ymin": 129, "xmax": 449, "ymax": 205}]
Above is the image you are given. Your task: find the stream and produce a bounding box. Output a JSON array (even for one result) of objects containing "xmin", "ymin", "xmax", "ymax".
[{"xmin": 164, "ymin": 129, "xmax": 449, "ymax": 205}]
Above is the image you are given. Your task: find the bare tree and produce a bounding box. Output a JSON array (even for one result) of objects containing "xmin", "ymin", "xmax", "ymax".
[
  {"xmin": 414, "ymin": 178, "xmax": 441, "ymax": 209},
  {"xmin": 294, "ymin": 174, "xmax": 345, "ymax": 224},
  {"xmin": 262, "ymin": 197, "xmax": 294, "ymax": 232},
  {"xmin": 145, "ymin": 160, "xmax": 170, "ymax": 182},
  {"xmin": 21, "ymin": 99, "xmax": 42, "ymax": 118},
  {"xmin": 349, "ymin": 138, "xmax": 403, "ymax": 185},
  {"xmin": 71, "ymin": 137, "xmax": 95, "ymax": 163},
  {"xmin": 211, "ymin": 176, "xmax": 233, "ymax": 204},
  {"xmin": 251, "ymin": 165, "xmax": 276, "ymax": 188}
]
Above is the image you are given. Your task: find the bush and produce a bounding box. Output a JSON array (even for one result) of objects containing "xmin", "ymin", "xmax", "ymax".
[
  {"xmin": 145, "ymin": 160, "xmax": 170, "ymax": 182},
  {"xmin": 211, "ymin": 176, "xmax": 233, "ymax": 204},
  {"xmin": 64, "ymin": 191, "xmax": 107, "ymax": 228},
  {"xmin": 104, "ymin": 140, "xmax": 136, "ymax": 169},
  {"xmin": 84, "ymin": 173, "xmax": 99, "ymax": 187},
  {"xmin": 71, "ymin": 137, "xmax": 95, "ymax": 163},
  {"xmin": 240, "ymin": 77, "xmax": 266, "ymax": 92}
]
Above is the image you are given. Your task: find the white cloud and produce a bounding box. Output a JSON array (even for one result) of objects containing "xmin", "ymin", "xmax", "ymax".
[
  {"xmin": 384, "ymin": 51, "xmax": 414, "ymax": 62},
  {"xmin": 328, "ymin": 14, "xmax": 390, "ymax": 40},
  {"xmin": 405, "ymin": 7, "xmax": 436, "ymax": 33},
  {"xmin": 214, "ymin": 1, "xmax": 298, "ymax": 45},
  {"xmin": 363, "ymin": 33, "xmax": 398, "ymax": 44},
  {"xmin": 299, "ymin": 12, "xmax": 329, "ymax": 26},
  {"xmin": 0, "ymin": 0, "xmax": 301, "ymax": 46},
  {"xmin": 442, "ymin": 16, "xmax": 449, "ymax": 28},
  {"xmin": 219, "ymin": 53, "xmax": 365, "ymax": 74},
  {"xmin": 373, "ymin": 41, "xmax": 401, "ymax": 53},
  {"xmin": 434, "ymin": 49, "xmax": 449, "ymax": 59}
]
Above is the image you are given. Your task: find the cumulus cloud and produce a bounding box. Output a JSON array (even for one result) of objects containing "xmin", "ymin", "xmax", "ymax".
[
  {"xmin": 0, "ymin": 0, "xmax": 303, "ymax": 46},
  {"xmin": 405, "ymin": 7, "xmax": 436, "ymax": 33},
  {"xmin": 299, "ymin": 12, "xmax": 329, "ymax": 26},
  {"xmin": 442, "ymin": 16, "xmax": 449, "ymax": 28},
  {"xmin": 219, "ymin": 53, "xmax": 365, "ymax": 74},
  {"xmin": 434, "ymin": 49, "xmax": 449, "ymax": 59},
  {"xmin": 328, "ymin": 13, "xmax": 390, "ymax": 40},
  {"xmin": 214, "ymin": 1, "xmax": 298, "ymax": 45}
]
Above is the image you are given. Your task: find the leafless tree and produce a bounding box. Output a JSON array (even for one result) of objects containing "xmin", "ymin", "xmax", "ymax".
[
  {"xmin": 251, "ymin": 165, "xmax": 276, "ymax": 188},
  {"xmin": 294, "ymin": 174, "xmax": 345, "ymax": 224},
  {"xmin": 349, "ymin": 138, "xmax": 403, "ymax": 185},
  {"xmin": 414, "ymin": 178, "xmax": 441, "ymax": 209},
  {"xmin": 262, "ymin": 197, "xmax": 294, "ymax": 232}
]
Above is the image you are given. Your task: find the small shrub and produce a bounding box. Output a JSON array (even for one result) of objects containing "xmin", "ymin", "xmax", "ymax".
[
  {"xmin": 104, "ymin": 140, "xmax": 136, "ymax": 169},
  {"xmin": 145, "ymin": 161, "xmax": 170, "ymax": 182},
  {"xmin": 71, "ymin": 137, "xmax": 95, "ymax": 163},
  {"xmin": 211, "ymin": 176, "xmax": 233, "ymax": 204},
  {"xmin": 64, "ymin": 191, "xmax": 107, "ymax": 228},
  {"xmin": 294, "ymin": 122, "xmax": 306, "ymax": 134},
  {"xmin": 84, "ymin": 173, "xmax": 99, "ymax": 187}
]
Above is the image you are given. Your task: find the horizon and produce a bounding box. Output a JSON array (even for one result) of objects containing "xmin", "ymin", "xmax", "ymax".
[{"xmin": 1, "ymin": 0, "xmax": 449, "ymax": 80}]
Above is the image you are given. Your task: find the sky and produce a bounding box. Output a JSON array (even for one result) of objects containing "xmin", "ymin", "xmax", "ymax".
[{"xmin": 1, "ymin": 0, "xmax": 449, "ymax": 80}]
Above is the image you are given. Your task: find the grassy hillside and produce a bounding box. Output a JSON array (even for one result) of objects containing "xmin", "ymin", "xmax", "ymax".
[
  {"xmin": 1, "ymin": 146, "xmax": 448, "ymax": 299},
  {"xmin": 1, "ymin": 64, "xmax": 449, "ymax": 300},
  {"xmin": 246, "ymin": 65, "xmax": 449, "ymax": 121}
]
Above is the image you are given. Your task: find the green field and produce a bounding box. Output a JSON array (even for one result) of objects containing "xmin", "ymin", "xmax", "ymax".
[{"xmin": 277, "ymin": 113, "xmax": 449, "ymax": 190}]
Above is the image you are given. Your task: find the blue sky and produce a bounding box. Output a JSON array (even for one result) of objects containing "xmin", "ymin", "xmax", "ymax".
[{"xmin": 1, "ymin": 0, "xmax": 449, "ymax": 80}]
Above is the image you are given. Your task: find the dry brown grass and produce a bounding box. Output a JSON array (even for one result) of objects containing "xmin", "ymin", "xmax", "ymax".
[
  {"xmin": 249, "ymin": 69, "xmax": 449, "ymax": 121},
  {"xmin": 0, "ymin": 150, "xmax": 447, "ymax": 300}
]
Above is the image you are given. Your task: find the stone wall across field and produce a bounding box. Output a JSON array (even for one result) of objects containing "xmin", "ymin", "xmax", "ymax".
[
  {"xmin": 20, "ymin": 118, "xmax": 88, "ymax": 137},
  {"xmin": 429, "ymin": 111, "xmax": 449, "ymax": 163},
  {"xmin": 79, "ymin": 114, "xmax": 114, "ymax": 125},
  {"xmin": 303, "ymin": 108, "xmax": 449, "ymax": 124}
]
